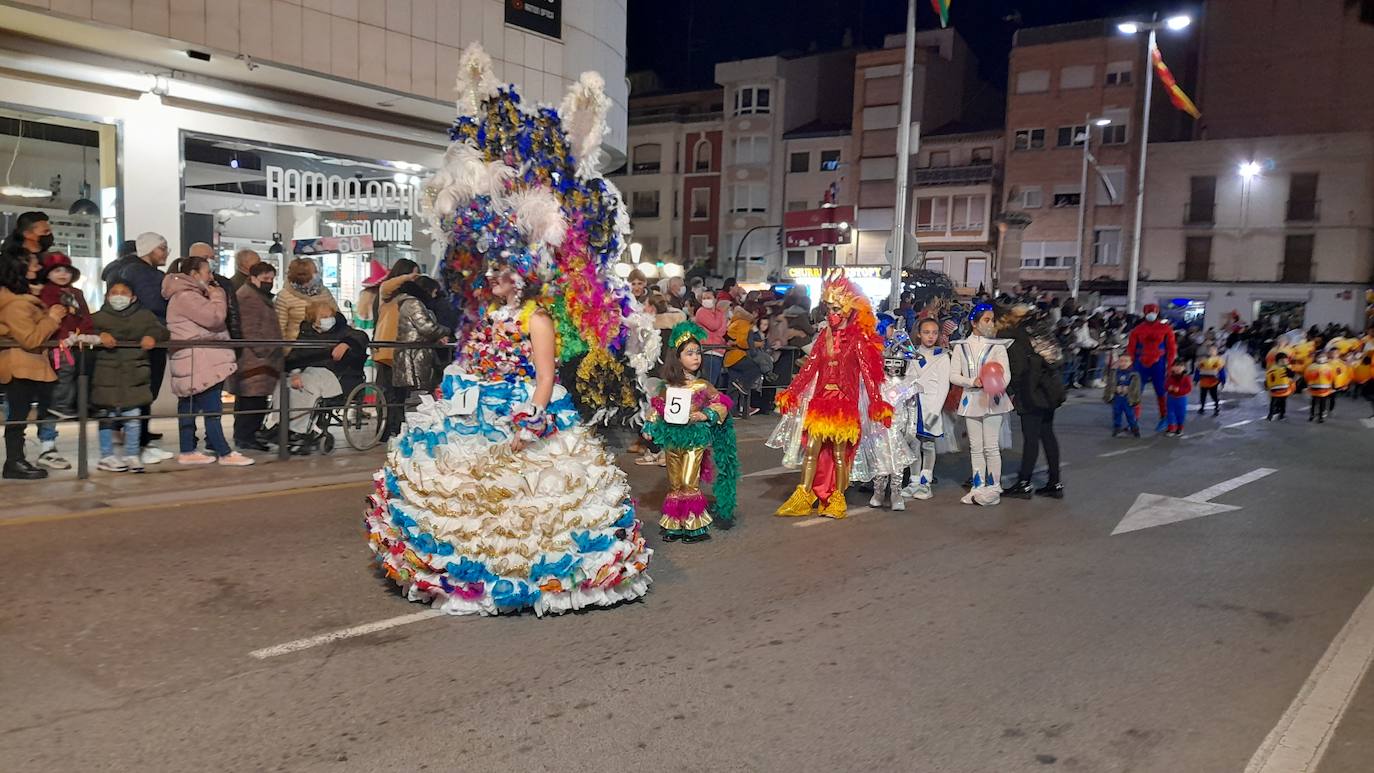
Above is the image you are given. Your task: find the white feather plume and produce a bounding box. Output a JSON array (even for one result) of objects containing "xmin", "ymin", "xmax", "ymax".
[
  {"xmin": 601, "ymin": 178, "xmax": 632, "ymax": 259},
  {"xmin": 454, "ymin": 42, "xmax": 501, "ymax": 117},
  {"xmin": 559, "ymin": 71, "xmax": 610, "ymax": 179},
  {"xmin": 507, "ymin": 187, "xmax": 568, "ymax": 248},
  {"xmin": 424, "ymin": 142, "xmax": 516, "ymax": 216}
]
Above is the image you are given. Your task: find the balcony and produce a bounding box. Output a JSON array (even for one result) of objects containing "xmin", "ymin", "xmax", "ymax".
[
  {"xmin": 628, "ymin": 106, "xmax": 724, "ymax": 126},
  {"xmin": 914, "ymin": 163, "xmax": 996, "ymax": 186},
  {"xmin": 1286, "ymin": 198, "xmax": 1320, "ymax": 222},
  {"xmin": 1183, "ymin": 200, "xmax": 1215, "ymax": 226}
]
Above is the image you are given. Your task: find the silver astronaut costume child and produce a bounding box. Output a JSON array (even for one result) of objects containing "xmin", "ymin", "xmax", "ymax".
[{"xmin": 854, "ymin": 353, "xmax": 921, "ymax": 510}]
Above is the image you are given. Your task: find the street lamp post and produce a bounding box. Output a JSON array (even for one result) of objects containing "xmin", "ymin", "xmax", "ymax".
[
  {"xmin": 732, "ymin": 223, "xmax": 781, "ymax": 282},
  {"xmin": 1118, "ymin": 12, "xmax": 1191, "ymax": 312},
  {"xmin": 1072, "ymin": 116, "xmax": 1112, "ymax": 299}
]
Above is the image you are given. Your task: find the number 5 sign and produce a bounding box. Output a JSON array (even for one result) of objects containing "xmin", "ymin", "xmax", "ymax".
[{"xmin": 663, "ymin": 387, "xmax": 693, "ymax": 425}]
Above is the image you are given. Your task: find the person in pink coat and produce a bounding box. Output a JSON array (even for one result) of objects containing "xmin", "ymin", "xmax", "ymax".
[
  {"xmin": 694, "ymin": 290, "xmax": 730, "ymax": 387},
  {"xmin": 162, "ymin": 256, "xmax": 254, "ymax": 466}
]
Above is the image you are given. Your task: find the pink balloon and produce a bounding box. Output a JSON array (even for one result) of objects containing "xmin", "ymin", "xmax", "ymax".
[{"xmin": 980, "ymin": 361, "xmax": 1007, "ymax": 397}]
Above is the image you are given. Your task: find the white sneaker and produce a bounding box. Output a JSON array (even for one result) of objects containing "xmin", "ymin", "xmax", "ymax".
[
  {"xmin": 122, "ymin": 456, "xmax": 145, "ymax": 473},
  {"xmin": 890, "ymin": 484, "xmax": 906, "ymax": 511},
  {"xmin": 149, "ymin": 446, "xmax": 175, "ymax": 461},
  {"xmin": 96, "ymin": 456, "xmax": 128, "ymax": 472},
  {"xmin": 141, "ymin": 448, "xmax": 168, "ymax": 466},
  {"xmin": 36, "ymin": 449, "xmax": 72, "ymax": 470},
  {"xmin": 960, "ymin": 488, "xmax": 977, "ymax": 505},
  {"xmin": 868, "ymin": 491, "xmax": 885, "ymax": 508},
  {"xmin": 973, "ymin": 486, "xmax": 1001, "ymax": 507},
  {"xmin": 218, "ymin": 452, "xmax": 256, "ymax": 467},
  {"xmin": 912, "ymin": 484, "xmax": 934, "ymax": 501}
]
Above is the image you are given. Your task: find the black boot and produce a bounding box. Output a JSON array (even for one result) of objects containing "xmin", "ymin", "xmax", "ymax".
[
  {"xmin": 3, "ymin": 459, "xmax": 47, "ymax": 480},
  {"xmin": 1035, "ymin": 482, "xmax": 1065, "ymax": 499},
  {"xmin": 1003, "ymin": 480, "xmax": 1034, "ymax": 499},
  {"xmin": 682, "ymin": 531, "xmax": 713, "ymax": 543}
]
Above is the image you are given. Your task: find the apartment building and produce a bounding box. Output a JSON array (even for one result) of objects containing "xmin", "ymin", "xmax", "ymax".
[
  {"xmin": 782, "ymin": 122, "xmax": 854, "ymax": 267},
  {"xmin": 911, "ymin": 122, "xmax": 1003, "ymax": 291}
]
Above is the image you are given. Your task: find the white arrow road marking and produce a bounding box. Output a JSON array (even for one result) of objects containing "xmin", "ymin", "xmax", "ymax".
[
  {"xmin": 1111, "ymin": 467, "xmax": 1277, "ymax": 535},
  {"xmin": 744, "ymin": 465, "xmax": 793, "ymax": 478},
  {"xmin": 1361, "ymin": 417, "xmax": 1374, "ymax": 429},
  {"xmin": 249, "ymin": 610, "xmax": 446, "ymax": 659},
  {"xmin": 1245, "ymin": 583, "xmax": 1374, "ymax": 773}
]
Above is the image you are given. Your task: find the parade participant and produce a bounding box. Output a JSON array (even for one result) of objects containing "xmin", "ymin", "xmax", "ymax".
[
  {"xmin": 363, "ymin": 44, "xmax": 651, "ymax": 616},
  {"xmin": 1305, "ymin": 349, "xmax": 1336, "ymax": 423},
  {"xmin": 1126, "ymin": 303, "xmax": 1176, "ymax": 432},
  {"xmin": 902, "ymin": 317, "xmax": 951, "ymax": 501},
  {"xmin": 1104, "ymin": 353, "xmax": 1143, "ymax": 438},
  {"xmin": 771, "ymin": 270, "xmax": 892, "ymax": 519},
  {"xmin": 1165, "ymin": 360, "xmax": 1193, "ymax": 437},
  {"xmin": 949, "ymin": 303, "xmax": 1013, "ymax": 506},
  {"xmin": 1265, "ymin": 352, "xmax": 1296, "ymax": 421},
  {"xmin": 644, "ymin": 322, "xmax": 738, "ymax": 541},
  {"xmin": 1194, "ymin": 344, "xmax": 1226, "ymax": 416},
  {"xmin": 856, "ymin": 315, "xmax": 920, "ymax": 511}
]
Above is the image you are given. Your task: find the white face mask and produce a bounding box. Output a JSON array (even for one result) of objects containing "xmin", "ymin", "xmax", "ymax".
[
  {"xmin": 701, "ymin": 297, "xmax": 716, "ymax": 309},
  {"xmin": 316, "ymin": 316, "xmax": 336, "ymax": 332},
  {"xmin": 1145, "ymin": 312, "xmax": 1158, "ymax": 322},
  {"xmin": 108, "ymin": 295, "xmax": 132, "ymax": 311}
]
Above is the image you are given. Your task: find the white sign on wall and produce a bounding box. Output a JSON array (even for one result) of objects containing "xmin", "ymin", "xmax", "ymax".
[{"xmin": 265, "ymin": 165, "xmax": 419, "ymax": 216}]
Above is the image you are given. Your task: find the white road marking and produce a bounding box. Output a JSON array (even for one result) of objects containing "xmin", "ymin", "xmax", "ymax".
[
  {"xmin": 744, "ymin": 465, "xmax": 792, "ymax": 478},
  {"xmin": 793, "ymin": 505, "xmax": 875, "ymax": 526},
  {"xmin": 1361, "ymin": 417, "xmax": 1374, "ymax": 429},
  {"xmin": 1245, "ymin": 583, "xmax": 1374, "ymax": 773},
  {"xmin": 1182, "ymin": 430, "xmax": 1215, "ymax": 440},
  {"xmin": 1099, "ymin": 445, "xmax": 1149, "ymax": 457},
  {"xmin": 1112, "ymin": 467, "xmax": 1277, "ymax": 535},
  {"xmin": 249, "ymin": 610, "xmax": 445, "ymax": 659},
  {"xmin": 1223, "ymin": 418, "xmax": 1256, "ymax": 429}
]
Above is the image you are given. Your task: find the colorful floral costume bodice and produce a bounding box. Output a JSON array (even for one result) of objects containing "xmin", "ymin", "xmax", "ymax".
[{"xmin": 456, "ymin": 301, "xmax": 536, "ymax": 382}]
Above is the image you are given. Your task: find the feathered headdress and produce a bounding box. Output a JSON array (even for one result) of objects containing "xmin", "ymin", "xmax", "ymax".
[
  {"xmin": 424, "ymin": 42, "xmax": 637, "ymax": 421},
  {"xmin": 669, "ymin": 320, "xmax": 708, "ymax": 350},
  {"xmin": 819, "ymin": 268, "xmax": 878, "ymax": 337}
]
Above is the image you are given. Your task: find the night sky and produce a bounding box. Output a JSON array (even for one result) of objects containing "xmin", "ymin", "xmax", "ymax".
[{"xmin": 626, "ymin": 0, "xmax": 1176, "ymax": 92}]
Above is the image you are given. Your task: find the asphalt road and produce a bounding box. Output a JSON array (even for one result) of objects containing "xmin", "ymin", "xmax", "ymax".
[{"xmin": 2, "ymin": 390, "xmax": 1372, "ymax": 772}]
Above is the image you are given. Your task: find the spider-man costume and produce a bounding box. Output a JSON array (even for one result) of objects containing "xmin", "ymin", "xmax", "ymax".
[
  {"xmin": 773, "ymin": 273, "xmax": 892, "ymax": 519},
  {"xmin": 1126, "ymin": 303, "xmax": 1177, "ymax": 429}
]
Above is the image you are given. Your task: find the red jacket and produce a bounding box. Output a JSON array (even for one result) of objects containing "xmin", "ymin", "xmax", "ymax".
[
  {"xmin": 37, "ymin": 283, "xmax": 94, "ymax": 339},
  {"xmin": 1166, "ymin": 371, "xmax": 1193, "ymax": 397},
  {"xmin": 1127, "ymin": 320, "xmax": 1176, "ymax": 368}
]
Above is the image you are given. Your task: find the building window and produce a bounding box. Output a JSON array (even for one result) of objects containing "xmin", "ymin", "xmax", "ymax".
[
  {"xmin": 820, "ymin": 150, "xmax": 842, "ymax": 171},
  {"xmin": 690, "ymin": 187, "xmax": 711, "ymax": 220},
  {"xmin": 1014, "ymin": 128, "xmax": 1046, "ymax": 151},
  {"xmin": 1021, "ymin": 241, "xmax": 1078, "ymax": 269},
  {"xmin": 730, "ymin": 182, "xmax": 768, "ymax": 214},
  {"xmin": 1282, "ymin": 234, "xmax": 1315, "ymax": 282},
  {"xmin": 1056, "ymin": 125, "xmax": 1087, "ymax": 148},
  {"xmin": 971, "ymin": 146, "xmax": 994, "ymax": 164},
  {"xmin": 1097, "ymin": 168, "xmax": 1127, "ymax": 205},
  {"xmin": 925, "ymin": 258, "xmax": 944, "ymax": 274},
  {"xmin": 1015, "ymin": 69, "xmax": 1050, "ymax": 94},
  {"xmin": 1105, "ymin": 61, "xmax": 1133, "ymax": 86},
  {"xmin": 787, "ymin": 200, "xmax": 809, "ymax": 211},
  {"xmin": 965, "ymin": 258, "xmax": 987, "ymax": 287},
  {"xmin": 631, "ymin": 143, "xmax": 661, "ymax": 174},
  {"xmin": 951, "ymin": 195, "xmax": 987, "ymax": 230},
  {"xmin": 734, "ymin": 85, "xmax": 771, "ymax": 115},
  {"xmin": 1186, "ymin": 175, "xmax": 1216, "ymax": 224},
  {"xmin": 690, "ymin": 234, "xmax": 710, "ymax": 260},
  {"xmin": 631, "ymin": 190, "xmax": 660, "ymax": 218},
  {"xmin": 692, "ymin": 139, "xmax": 712, "ymax": 172},
  {"xmin": 1183, "ymin": 236, "xmax": 1212, "ymax": 281},
  {"xmin": 1052, "ymin": 187, "xmax": 1081, "ymax": 208},
  {"xmin": 1102, "ymin": 123, "xmax": 1128, "ymax": 145},
  {"xmin": 1287, "ymin": 172, "xmax": 1320, "ymax": 221},
  {"xmin": 916, "ymin": 197, "xmax": 949, "ymax": 232},
  {"xmin": 1020, "ymin": 186, "xmax": 1043, "ymax": 209},
  {"xmin": 928, "ymin": 150, "xmax": 951, "ymax": 167},
  {"xmin": 1060, "ymin": 64, "xmax": 1095, "ymax": 90},
  {"xmin": 786, "ymin": 249, "xmax": 807, "ymax": 266},
  {"xmin": 733, "ymin": 135, "xmax": 771, "ymax": 165},
  {"xmin": 789, "ymin": 152, "xmax": 810, "ymax": 173},
  {"xmin": 1093, "ymin": 228, "xmax": 1122, "ymax": 265}
]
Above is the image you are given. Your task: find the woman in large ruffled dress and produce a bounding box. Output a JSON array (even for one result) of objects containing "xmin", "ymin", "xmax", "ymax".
[{"xmin": 363, "ymin": 270, "xmax": 652, "ymax": 616}]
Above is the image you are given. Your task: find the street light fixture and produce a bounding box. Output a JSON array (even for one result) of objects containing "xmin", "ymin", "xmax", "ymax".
[
  {"xmin": 629, "ymin": 241, "xmax": 643, "ymax": 264},
  {"xmin": 1072, "ymin": 115, "xmax": 1112, "ymax": 299},
  {"xmin": 1093, "ymin": 117, "xmax": 1112, "ymax": 127},
  {"xmin": 1117, "ymin": 11, "xmax": 1194, "ymax": 312},
  {"xmin": 1238, "ymin": 161, "xmax": 1262, "ymax": 179}
]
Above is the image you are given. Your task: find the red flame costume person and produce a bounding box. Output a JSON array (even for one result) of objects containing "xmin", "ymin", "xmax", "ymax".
[
  {"xmin": 1126, "ymin": 303, "xmax": 1177, "ymax": 432},
  {"xmin": 772, "ymin": 272, "xmax": 892, "ymax": 519}
]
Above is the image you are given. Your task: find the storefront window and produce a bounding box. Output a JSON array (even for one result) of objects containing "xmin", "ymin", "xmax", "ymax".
[
  {"xmin": 0, "ymin": 109, "xmax": 120, "ymax": 303},
  {"xmin": 180, "ymin": 132, "xmax": 431, "ymax": 314}
]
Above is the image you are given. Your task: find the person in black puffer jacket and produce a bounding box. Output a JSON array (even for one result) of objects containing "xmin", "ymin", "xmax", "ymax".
[{"xmin": 1003, "ymin": 305, "xmax": 1067, "ymax": 499}]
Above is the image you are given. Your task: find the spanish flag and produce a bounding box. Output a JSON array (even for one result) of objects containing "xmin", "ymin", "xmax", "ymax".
[
  {"xmin": 930, "ymin": 0, "xmax": 950, "ymax": 28},
  {"xmin": 1151, "ymin": 43, "xmax": 1201, "ymax": 119}
]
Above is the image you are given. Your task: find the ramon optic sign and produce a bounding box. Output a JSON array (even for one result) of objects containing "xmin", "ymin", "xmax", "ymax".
[
  {"xmin": 265, "ymin": 166, "xmax": 419, "ymax": 217},
  {"xmin": 505, "ymin": 0, "xmax": 561, "ymax": 38}
]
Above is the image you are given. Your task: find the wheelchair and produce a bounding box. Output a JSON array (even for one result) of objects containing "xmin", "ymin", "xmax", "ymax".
[{"xmin": 288, "ymin": 380, "xmax": 388, "ymax": 455}]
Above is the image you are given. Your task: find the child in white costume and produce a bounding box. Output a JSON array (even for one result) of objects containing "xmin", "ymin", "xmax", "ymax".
[
  {"xmin": 902, "ymin": 317, "xmax": 952, "ymax": 500},
  {"xmin": 949, "ymin": 303, "xmax": 1014, "ymax": 507}
]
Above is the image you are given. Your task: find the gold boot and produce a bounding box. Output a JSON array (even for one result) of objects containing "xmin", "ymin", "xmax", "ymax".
[
  {"xmin": 820, "ymin": 494, "xmax": 848, "ymax": 519},
  {"xmin": 775, "ymin": 485, "xmax": 817, "ymax": 516}
]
